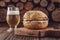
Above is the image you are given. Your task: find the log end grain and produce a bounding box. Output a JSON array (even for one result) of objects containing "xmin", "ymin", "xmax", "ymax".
[
  {"xmin": 0, "ymin": 8, "xmax": 7, "ymax": 22},
  {"xmin": 0, "ymin": 1, "xmax": 6, "ymax": 7},
  {"xmin": 12, "ymin": 0, "xmax": 19, "ymax": 3},
  {"xmin": 25, "ymin": 2, "xmax": 33, "ymax": 10},
  {"xmin": 33, "ymin": 0, "xmax": 40, "ymax": 4},
  {"xmin": 52, "ymin": 8, "xmax": 60, "ymax": 22},
  {"xmin": 20, "ymin": 0, "xmax": 27, "ymax": 3},
  {"xmin": 16, "ymin": 2, "xmax": 24, "ymax": 10},
  {"xmin": 4, "ymin": 0, "xmax": 10, "ymax": 3},
  {"xmin": 47, "ymin": 3, "xmax": 55, "ymax": 12},
  {"xmin": 40, "ymin": 0, "xmax": 48, "ymax": 7}
]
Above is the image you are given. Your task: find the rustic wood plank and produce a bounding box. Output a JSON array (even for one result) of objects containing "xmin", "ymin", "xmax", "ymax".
[
  {"xmin": 15, "ymin": 27, "xmax": 60, "ymax": 38},
  {"xmin": 0, "ymin": 27, "xmax": 8, "ymax": 33},
  {"xmin": 0, "ymin": 32, "xmax": 10, "ymax": 40},
  {"xmin": 0, "ymin": 26, "xmax": 60, "ymax": 40},
  {"xmin": 15, "ymin": 27, "xmax": 54, "ymax": 37},
  {"xmin": 0, "ymin": 26, "xmax": 10, "ymax": 40},
  {"xmin": 13, "ymin": 35, "xmax": 39, "ymax": 40},
  {"xmin": 5, "ymin": 32, "xmax": 13, "ymax": 40}
]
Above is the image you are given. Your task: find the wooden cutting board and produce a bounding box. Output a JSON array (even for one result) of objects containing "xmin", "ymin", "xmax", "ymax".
[{"xmin": 15, "ymin": 27, "xmax": 54, "ymax": 37}]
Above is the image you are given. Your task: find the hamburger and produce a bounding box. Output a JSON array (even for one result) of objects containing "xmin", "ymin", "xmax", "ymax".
[{"xmin": 23, "ymin": 11, "xmax": 48, "ymax": 29}]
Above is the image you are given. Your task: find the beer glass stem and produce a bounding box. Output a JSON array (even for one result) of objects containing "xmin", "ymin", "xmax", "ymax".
[
  {"xmin": 7, "ymin": 26, "xmax": 17, "ymax": 33},
  {"xmin": 7, "ymin": 26, "xmax": 14, "ymax": 32},
  {"xmin": 15, "ymin": 26, "xmax": 17, "ymax": 29}
]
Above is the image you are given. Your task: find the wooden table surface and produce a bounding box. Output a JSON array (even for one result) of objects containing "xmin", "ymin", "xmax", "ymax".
[{"xmin": 0, "ymin": 23, "xmax": 60, "ymax": 40}]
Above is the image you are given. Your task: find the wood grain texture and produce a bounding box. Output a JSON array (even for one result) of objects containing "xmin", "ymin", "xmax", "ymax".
[
  {"xmin": 0, "ymin": 1, "xmax": 6, "ymax": 7},
  {"xmin": 51, "ymin": 0, "xmax": 60, "ymax": 3},
  {"xmin": 40, "ymin": 0, "xmax": 48, "ymax": 7},
  {"xmin": 52, "ymin": 8, "xmax": 60, "ymax": 22},
  {"xmin": 12, "ymin": 0, "xmax": 19, "ymax": 3},
  {"xmin": 47, "ymin": 3, "xmax": 55, "ymax": 12},
  {"xmin": 15, "ymin": 27, "xmax": 54, "ymax": 37},
  {"xmin": 8, "ymin": 4, "xmax": 15, "ymax": 7},
  {"xmin": 20, "ymin": 9, "xmax": 27, "ymax": 21},
  {"xmin": 0, "ymin": 26, "xmax": 60, "ymax": 40},
  {"xmin": 0, "ymin": 0, "xmax": 59, "ymax": 23},
  {"xmin": 16, "ymin": 2, "xmax": 24, "ymax": 10},
  {"xmin": 0, "ymin": 8, "xmax": 7, "ymax": 22},
  {"xmin": 4, "ymin": 0, "xmax": 10, "ymax": 3},
  {"xmin": 20, "ymin": 0, "xmax": 27, "ymax": 3},
  {"xmin": 33, "ymin": 0, "xmax": 40, "ymax": 4},
  {"xmin": 25, "ymin": 2, "xmax": 33, "ymax": 10}
]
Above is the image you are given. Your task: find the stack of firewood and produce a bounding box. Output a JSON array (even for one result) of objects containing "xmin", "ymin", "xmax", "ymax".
[{"xmin": 0, "ymin": 0, "xmax": 60, "ymax": 26}]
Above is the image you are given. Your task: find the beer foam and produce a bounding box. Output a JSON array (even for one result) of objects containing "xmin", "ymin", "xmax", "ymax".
[{"xmin": 7, "ymin": 11, "xmax": 19, "ymax": 15}]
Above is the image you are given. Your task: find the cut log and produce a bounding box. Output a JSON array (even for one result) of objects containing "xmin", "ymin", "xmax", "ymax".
[
  {"xmin": 16, "ymin": 2, "xmax": 24, "ymax": 10},
  {"xmin": 0, "ymin": 1, "xmax": 6, "ymax": 7},
  {"xmin": 20, "ymin": 9, "xmax": 27, "ymax": 21},
  {"xmin": 0, "ymin": 8, "xmax": 7, "ymax": 22},
  {"xmin": 33, "ymin": 7, "xmax": 40, "ymax": 10},
  {"xmin": 20, "ymin": 0, "xmax": 27, "ymax": 3},
  {"xmin": 28, "ymin": 0, "xmax": 32, "ymax": 2},
  {"xmin": 25, "ymin": 2, "xmax": 33, "ymax": 10},
  {"xmin": 12, "ymin": 0, "xmax": 19, "ymax": 3},
  {"xmin": 8, "ymin": 4, "xmax": 15, "ymax": 7},
  {"xmin": 33, "ymin": 0, "xmax": 40, "ymax": 4},
  {"xmin": 40, "ymin": 0, "xmax": 48, "ymax": 7},
  {"xmin": 4, "ymin": 0, "xmax": 10, "ymax": 3},
  {"xmin": 40, "ymin": 7, "xmax": 48, "ymax": 16},
  {"xmin": 51, "ymin": 0, "xmax": 60, "ymax": 3},
  {"xmin": 47, "ymin": 3, "xmax": 55, "ymax": 12},
  {"xmin": 52, "ymin": 8, "xmax": 60, "ymax": 22}
]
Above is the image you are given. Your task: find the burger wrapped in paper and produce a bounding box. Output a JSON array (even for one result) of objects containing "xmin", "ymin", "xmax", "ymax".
[{"xmin": 23, "ymin": 11, "xmax": 48, "ymax": 29}]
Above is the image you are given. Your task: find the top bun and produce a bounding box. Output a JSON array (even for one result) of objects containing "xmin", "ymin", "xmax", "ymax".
[{"xmin": 23, "ymin": 11, "xmax": 48, "ymax": 21}]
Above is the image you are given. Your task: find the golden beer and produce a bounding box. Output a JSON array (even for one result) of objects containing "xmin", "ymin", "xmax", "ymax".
[
  {"xmin": 6, "ymin": 14, "xmax": 20, "ymax": 27},
  {"xmin": 6, "ymin": 7, "xmax": 20, "ymax": 32}
]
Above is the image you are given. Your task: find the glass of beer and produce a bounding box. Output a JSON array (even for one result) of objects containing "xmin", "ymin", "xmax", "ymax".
[{"xmin": 6, "ymin": 7, "xmax": 20, "ymax": 32}]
